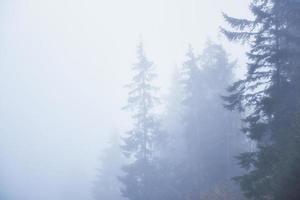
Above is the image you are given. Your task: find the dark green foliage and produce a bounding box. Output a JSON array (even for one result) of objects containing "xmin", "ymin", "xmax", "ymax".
[{"xmin": 222, "ymin": 0, "xmax": 300, "ymax": 199}]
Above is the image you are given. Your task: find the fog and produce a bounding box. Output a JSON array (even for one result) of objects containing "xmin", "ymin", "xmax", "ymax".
[{"xmin": 0, "ymin": 0, "xmax": 251, "ymax": 199}]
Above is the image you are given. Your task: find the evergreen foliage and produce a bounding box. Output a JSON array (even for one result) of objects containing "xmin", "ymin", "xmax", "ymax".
[
  {"xmin": 119, "ymin": 42, "xmax": 163, "ymax": 200},
  {"xmin": 170, "ymin": 43, "xmax": 245, "ymax": 200},
  {"xmin": 222, "ymin": 0, "xmax": 300, "ymax": 199}
]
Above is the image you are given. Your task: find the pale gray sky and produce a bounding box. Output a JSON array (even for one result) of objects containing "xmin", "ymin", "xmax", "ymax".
[{"xmin": 0, "ymin": 0, "xmax": 251, "ymax": 199}]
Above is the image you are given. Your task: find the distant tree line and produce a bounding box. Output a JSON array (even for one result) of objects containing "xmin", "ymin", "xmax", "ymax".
[{"xmin": 93, "ymin": 0, "xmax": 300, "ymax": 199}]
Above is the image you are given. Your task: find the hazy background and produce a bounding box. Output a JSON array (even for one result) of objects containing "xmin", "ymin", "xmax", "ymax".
[{"xmin": 0, "ymin": 0, "xmax": 250, "ymax": 199}]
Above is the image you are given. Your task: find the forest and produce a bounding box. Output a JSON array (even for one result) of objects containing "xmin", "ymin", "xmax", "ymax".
[{"xmin": 1, "ymin": 0, "xmax": 300, "ymax": 199}]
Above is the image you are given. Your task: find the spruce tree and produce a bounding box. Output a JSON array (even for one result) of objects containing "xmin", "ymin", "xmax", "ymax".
[
  {"xmin": 179, "ymin": 45, "xmax": 203, "ymax": 200},
  {"xmin": 177, "ymin": 43, "xmax": 245, "ymax": 199},
  {"xmin": 119, "ymin": 42, "xmax": 162, "ymax": 200},
  {"xmin": 222, "ymin": 0, "xmax": 300, "ymax": 199}
]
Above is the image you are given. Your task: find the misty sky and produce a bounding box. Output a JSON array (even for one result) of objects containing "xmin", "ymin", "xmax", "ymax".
[{"xmin": 0, "ymin": 0, "xmax": 250, "ymax": 199}]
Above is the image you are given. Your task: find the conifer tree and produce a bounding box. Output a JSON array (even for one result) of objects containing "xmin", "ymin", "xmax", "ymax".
[
  {"xmin": 178, "ymin": 45, "xmax": 203, "ymax": 200},
  {"xmin": 176, "ymin": 43, "xmax": 245, "ymax": 199},
  {"xmin": 222, "ymin": 0, "xmax": 300, "ymax": 199},
  {"xmin": 119, "ymin": 42, "xmax": 163, "ymax": 200}
]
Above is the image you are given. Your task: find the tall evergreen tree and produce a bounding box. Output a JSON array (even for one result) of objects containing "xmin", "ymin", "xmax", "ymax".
[
  {"xmin": 175, "ymin": 43, "xmax": 244, "ymax": 200},
  {"xmin": 177, "ymin": 45, "xmax": 203, "ymax": 200},
  {"xmin": 119, "ymin": 42, "xmax": 163, "ymax": 200},
  {"xmin": 222, "ymin": 0, "xmax": 300, "ymax": 199}
]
